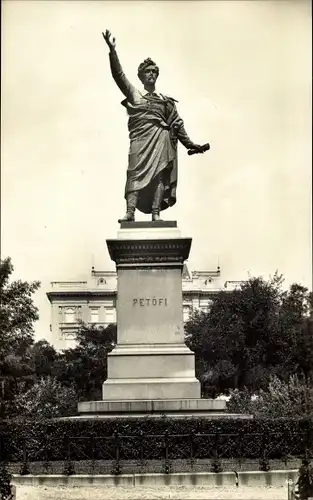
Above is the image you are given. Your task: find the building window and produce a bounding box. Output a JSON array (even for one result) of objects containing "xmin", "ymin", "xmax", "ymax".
[
  {"xmin": 183, "ymin": 306, "xmax": 191, "ymax": 322},
  {"xmin": 90, "ymin": 308, "xmax": 99, "ymax": 323},
  {"xmin": 105, "ymin": 308, "xmax": 116, "ymax": 323},
  {"xmin": 76, "ymin": 307, "xmax": 82, "ymax": 321},
  {"xmin": 64, "ymin": 308, "xmax": 76, "ymax": 323}
]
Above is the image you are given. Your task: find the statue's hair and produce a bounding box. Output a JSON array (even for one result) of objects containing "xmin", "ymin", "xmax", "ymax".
[{"xmin": 137, "ymin": 58, "xmax": 159, "ymax": 82}]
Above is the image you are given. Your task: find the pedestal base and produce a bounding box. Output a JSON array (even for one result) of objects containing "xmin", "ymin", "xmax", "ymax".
[
  {"xmin": 102, "ymin": 378, "xmax": 200, "ymax": 400},
  {"xmin": 79, "ymin": 398, "xmax": 220, "ymax": 417},
  {"xmin": 77, "ymin": 398, "xmax": 253, "ymax": 419},
  {"xmin": 104, "ymin": 343, "xmax": 201, "ymax": 400}
]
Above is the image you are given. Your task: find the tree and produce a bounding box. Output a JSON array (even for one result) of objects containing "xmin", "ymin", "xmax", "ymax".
[
  {"xmin": 56, "ymin": 322, "xmax": 117, "ymax": 401},
  {"xmin": 0, "ymin": 258, "xmax": 40, "ymax": 356},
  {"xmin": 275, "ymin": 284, "xmax": 313, "ymax": 380},
  {"xmin": 30, "ymin": 339, "xmax": 60, "ymax": 379},
  {"xmin": 0, "ymin": 257, "xmax": 40, "ymax": 417},
  {"xmin": 185, "ymin": 274, "xmax": 313, "ymax": 395}
]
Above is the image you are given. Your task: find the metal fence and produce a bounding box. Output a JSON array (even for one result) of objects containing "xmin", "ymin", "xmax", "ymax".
[{"xmin": 1, "ymin": 431, "xmax": 312, "ymax": 476}]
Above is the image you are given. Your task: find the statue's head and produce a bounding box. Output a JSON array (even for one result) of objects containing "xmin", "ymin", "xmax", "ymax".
[{"xmin": 137, "ymin": 58, "xmax": 159, "ymax": 85}]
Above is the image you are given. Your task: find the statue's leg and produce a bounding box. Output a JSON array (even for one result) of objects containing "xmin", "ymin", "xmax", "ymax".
[
  {"xmin": 118, "ymin": 191, "xmax": 138, "ymax": 223},
  {"xmin": 152, "ymin": 173, "xmax": 164, "ymax": 222}
]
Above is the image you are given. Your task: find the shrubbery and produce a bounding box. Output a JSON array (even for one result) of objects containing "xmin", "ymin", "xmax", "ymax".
[
  {"xmin": 13, "ymin": 376, "xmax": 77, "ymax": 420},
  {"xmin": 1, "ymin": 417, "xmax": 312, "ymax": 463},
  {"xmin": 0, "ymin": 463, "xmax": 12, "ymax": 500},
  {"xmin": 226, "ymin": 375, "xmax": 313, "ymax": 418},
  {"xmin": 297, "ymin": 458, "xmax": 313, "ymax": 500}
]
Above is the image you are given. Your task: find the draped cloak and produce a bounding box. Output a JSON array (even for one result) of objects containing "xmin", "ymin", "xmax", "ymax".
[{"xmin": 109, "ymin": 49, "xmax": 195, "ymax": 214}]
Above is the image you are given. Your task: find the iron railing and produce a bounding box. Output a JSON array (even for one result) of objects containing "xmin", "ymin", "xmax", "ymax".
[{"xmin": 1, "ymin": 431, "xmax": 312, "ymax": 476}]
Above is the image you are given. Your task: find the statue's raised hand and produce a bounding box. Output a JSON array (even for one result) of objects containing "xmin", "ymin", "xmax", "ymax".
[{"xmin": 102, "ymin": 30, "xmax": 116, "ymax": 50}]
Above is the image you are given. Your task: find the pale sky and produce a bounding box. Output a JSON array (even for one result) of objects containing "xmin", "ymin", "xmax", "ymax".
[{"xmin": 1, "ymin": 0, "xmax": 312, "ymax": 343}]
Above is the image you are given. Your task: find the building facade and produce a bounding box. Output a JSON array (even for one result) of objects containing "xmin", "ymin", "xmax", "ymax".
[{"xmin": 47, "ymin": 266, "xmax": 243, "ymax": 350}]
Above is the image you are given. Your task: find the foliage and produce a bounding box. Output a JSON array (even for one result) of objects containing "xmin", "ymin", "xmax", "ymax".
[
  {"xmin": 1, "ymin": 417, "xmax": 312, "ymax": 464},
  {"xmin": 0, "ymin": 257, "xmax": 40, "ymax": 418},
  {"xmin": 14, "ymin": 376, "xmax": 77, "ymax": 419},
  {"xmin": 297, "ymin": 458, "xmax": 313, "ymax": 500},
  {"xmin": 226, "ymin": 387, "xmax": 253, "ymax": 415},
  {"xmin": 56, "ymin": 323, "xmax": 117, "ymax": 401},
  {"xmin": 226, "ymin": 375, "xmax": 313, "ymax": 418},
  {"xmin": 2, "ymin": 257, "xmax": 313, "ymax": 430},
  {"xmin": 0, "ymin": 259, "xmax": 117, "ymax": 416},
  {"xmin": 185, "ymin": 274, "xmax": 313, "ymax": 395},
  {"xmin": 31, "ymin": 340, "xmax": 59, "ymax": 379},
  {"xmin": 0, "ymin": 257, "xmax": 40, "ymax": 356},
  {"xmin": 0, "ymin": 462, "xmax": 12, "ymax": 500}
]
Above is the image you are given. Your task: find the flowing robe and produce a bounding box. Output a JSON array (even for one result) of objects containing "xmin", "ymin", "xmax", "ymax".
[{"xmin": 109, "ymin": 49, "xmax": 195, "ymax": 214}]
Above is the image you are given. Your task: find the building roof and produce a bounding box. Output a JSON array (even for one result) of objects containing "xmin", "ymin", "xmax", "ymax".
[{"xmin": 47, "ymin": 265, "xmax": 245, "ymax": 302}]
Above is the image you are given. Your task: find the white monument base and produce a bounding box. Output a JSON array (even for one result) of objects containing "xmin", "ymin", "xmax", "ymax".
[
  {"xmin": 77, "ymin": 398, "xmax": 230, "ymax": 418},
  {"xmin": 77, "ymin": 222, "xmax": 249, "ymax": 418},
  {"xmin": 103, "ymin": 343, "xmax": 200, "ymax": 400}
]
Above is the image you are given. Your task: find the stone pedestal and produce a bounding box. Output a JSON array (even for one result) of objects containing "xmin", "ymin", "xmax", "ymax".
[
  {"xmin": 103, "ymin": 221, "xmax": 200, "ymax": 401},
  {"xmin": 78, "ymin": 221, "xmax": 233, "ymax": 418}
]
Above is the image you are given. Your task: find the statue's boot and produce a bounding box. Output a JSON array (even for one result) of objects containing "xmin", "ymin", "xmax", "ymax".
[
  {"xmin": 151, "ymin": 176, "xmax": 164, "ymax": 222},
  {"xmin": 118, "ymin": 191, "xmax": 138, "ymax": 223},
  {"xmin": 152, "ymin": 208, "xmax": 162, "ymax": 222}
]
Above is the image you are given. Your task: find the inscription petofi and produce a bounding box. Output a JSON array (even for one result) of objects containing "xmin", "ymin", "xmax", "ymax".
[{"xmin": 133, "ymin": 298, "xmax": 168, "ymax": 307}]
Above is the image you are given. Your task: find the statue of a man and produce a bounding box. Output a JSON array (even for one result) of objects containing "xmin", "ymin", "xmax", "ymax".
[{"xmin": 103, "ymin": 30, "xmax": 209, "ymax": 222}]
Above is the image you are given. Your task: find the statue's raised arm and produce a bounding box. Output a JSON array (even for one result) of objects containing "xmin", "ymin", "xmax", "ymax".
[{"xmin": 102, "ymin": 30, "xmax": 135, "ymax": 98}]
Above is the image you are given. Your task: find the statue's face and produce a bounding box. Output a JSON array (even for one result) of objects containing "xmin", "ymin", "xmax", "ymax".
[{"xmin": 141, "ymin": 65, "xmax": 158, "ymax": 85}]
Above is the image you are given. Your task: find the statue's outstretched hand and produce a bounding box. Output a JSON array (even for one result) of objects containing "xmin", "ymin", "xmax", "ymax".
[
  {"xmin": 188, "ymin": 143, "xmax": 210, "ymax": 156},
  {"xmin": 102, "ymin": 30, "xmax": 116, "ymax": 50}
]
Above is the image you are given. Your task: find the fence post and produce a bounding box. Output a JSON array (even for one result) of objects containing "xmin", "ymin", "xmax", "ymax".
[
  {"xmin": 91, "ymin": 436, "xmax": 95, "ymax": 475},
  {"xmin": 287, "ymin": 479, "xmax": 300, "ymax": 500},
  {"xmin": 189, "ymin": 432, "xmax": 194, "ymax": 470},
  {"xmin": 139, "ymin": 430, "xmax": 144, "ymax": 468},
  {"xmin": 43, "ymin": 435, "xmax": 50, "ymax": 473},
  {"xmin": 63, "ymin": 436, "xmax": 74, "ymax": 476},
  {"xmin": 237, "ymin": 431, "xmax": 243, "ymax": 470},
  {"xmin": 162, "ymin": 430, "xmax": 171, "ymax": 474},
  {"xmin": 210, "ymin": 432, "xmax": 222, "ymax": 473},
  {"xmin": 112, "ymin": 431, "xmax": 121, "ymax": 475},
  {"xmin": 287, "ymin": 479, "xmax": 293, "ymax": 500},
  {"xmin": 259, "ymin": 433, "xmax": 270, "ymax": 472},
  {"xmin": 19, "ymin": 438, "xmax": 29, "ymax": 475}
]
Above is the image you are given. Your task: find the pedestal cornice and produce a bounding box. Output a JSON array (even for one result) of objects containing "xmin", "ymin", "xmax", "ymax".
[{"xmin": 106, "ymin": 238, "xmax": 192, "ymax": 266}]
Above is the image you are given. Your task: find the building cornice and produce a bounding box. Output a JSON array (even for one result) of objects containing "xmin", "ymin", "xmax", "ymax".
[
  {"xmin": 47, "ymin": 288, "xmax": 227, "ymax": 302},
  {"xmin": 47, "ymin": 290, "xmax": 117, "ymax": 302},
  {"xmin": 183, "ymin": 290, "xmax": 222, "ymax": 297}
]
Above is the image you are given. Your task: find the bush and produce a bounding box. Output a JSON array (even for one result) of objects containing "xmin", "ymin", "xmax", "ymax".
[
  {"xmin": 1, "ymin": 417, "xmax": 312, "ymax": 463},
  {"xmin": 227, "ymin": 375, "xmax": 313, "ymax": 418},
  {"xmin": 297, "ymin": 458, "xmax": 313, "ymax": 500},
  {"xmin": 226, "ymin": 387, "xmax": 253, "ymax": 415},
  {"xmin": 0, "ymin": 463, "xmax": 12, "ymax": 500},
  {"xmin": 13, "ymin": 376, "xmax": 77, "ymax": 419}
]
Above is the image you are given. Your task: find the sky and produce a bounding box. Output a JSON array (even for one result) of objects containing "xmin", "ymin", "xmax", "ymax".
[{"xmin": 1, "ymin": 0, "xmax": 312, "ymax": 343}]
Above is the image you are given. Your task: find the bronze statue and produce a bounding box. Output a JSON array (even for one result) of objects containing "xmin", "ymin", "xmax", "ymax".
[{"xmin": 103, "ymin": 30, "xmax": 210, "ymax": 223}]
